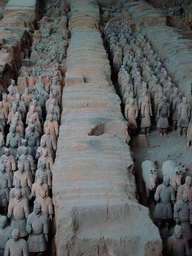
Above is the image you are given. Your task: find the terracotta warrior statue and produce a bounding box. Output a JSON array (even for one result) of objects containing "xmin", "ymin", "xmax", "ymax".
[
  {"xmin": 0, "ymin": 139, "xmax": 6, "ymax": 157},
  {"xmin": 125, "ymin": 98, "xmax": 138, "ymax": 134},
  {"xmin": 13, "ymin": 161, "xmax": 32, "ymax": 198},
  {"xmin": 177, "ymin": 176, "xmax": 192, "ymax": 202},
  {"xmin": 174, "ymin": 193, "xmax": 192, "ymax": 241},
  {"xmin": 154, "ymin": 176, "xmax": 175, "ymax": 229},
  {"xmin": 35, "ymin": 188, "xmax": 53, "ymax": 223},
  {"xmin": 38, "ymin": 148, "xmax": 53, "ymax": 172},
  {"xmin": 30, "ymin": 176, "xmax": 49, "ymax": 199},
  {"xmin": 7, "ymin": 87, "xmax": 16, "ymax": 104},
  {"xmin": 172, "ymin": 93, "xmax": 183, "ymax": 131},
  {"xmin": 16, "ymin": 139, "xmax": 32, "ymax": 160},
  {"xmin": 0, "ymin": 162, "xmax": 11, "ymax": 214},
  {"xmin": 7, "ymin": 189, "xmax": 29, "ymax": 238},
  {"xmin": 41, "ymin": 127, "xmax": 56, "ymax": 160},
  {"xmin": 26, "ymin": 105, "xmax": 39, "ymax": 125},
  {"xmin": 35, "ymin": 161, "xmax": 52, "ymax": 189},
  {"xmin": 167, "ymin": 225, "xmax": 190, "ymax": 256},
  {"xmin": 2, "ymin": 94, "xmax": 11, "ymax": 115},
  {"xmin": 25, "ymin": 124, "xmax": 40, "ymax": 158},
  {"xmin": 177, "ymin": 97, "xmax": 191, "ymax": 136},
  {"xmin": 157, "ymin": 96, "xmax": 170, "ymax": 136},
  {"xmin": 0, "ymin": 216, "xmax": 12, "ymax": 256},
  {"xmin": 35, "ymin": 139, "xmax": 52, "ymax": 160},
  {"xmin": 10, "ymin": 178, "xmax": 28, "ymax": 201},
  {"xmin": 7, "ymin": 107, "xmax": 22, "ymax": 125},
  {"xmin": 8, "ymin": 79, "xmax": 18, "ymax": 95},
  {"xmin": 4, "ymin": 228, "xmax": 28, "ymax": 256},
  {"xmin": 21, "ymin": 87, "xmax": 32, "ymax": 110},
  {"xmin": 0, "ymin": 147, "xmax": 16, "ymax": 181},
  {"xmin": 0, "ymin": 101, "xmax": 8, "ymax": 120},
  {"xmin": 44, "ymin": 114, "xmax": 59, "ymax": 141},
  {"xmin": 18, "ymin": 147, "xmax": 35, "ymax": 179},
  {"xmin": 140, "ymin": 96, "xmax": 152, "ymax": 135},
  {"xmin": 6, "ymin": 125, "xmax": 21, "ymax": 157},
  {"xmin": 26, "ymin": 203, "xmax": 48, "ymax": 255}
]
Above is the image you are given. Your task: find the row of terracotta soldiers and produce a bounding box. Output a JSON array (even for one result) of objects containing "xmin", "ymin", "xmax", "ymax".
[
  {"xmin": 154, "ymin": 175, "xmax": 192, "ymax": 255},
  {"xmin": 0, "ymin": 201, "xmax": 50, "ymax": 256},
  {"xmin": 17, "ymin": 0, "xmax": 68, "ymax": 91},
  {"xmin": 141, "ymin": 159, "xmax": 192, "ymax": 253},
  {"xmin": 0, "ymin": 77, "xmax": 58, "ymax": 255},
  {"xmin": 105, "ymin": 15, "xmax": 192, "ymax": 142},
  {"xmin": 0, "ymin": 74, "xmax": 60, "ymax": 255},
  {"xmin": 0, "ymin": 0, "xmax": 69, "ymax": 254}
]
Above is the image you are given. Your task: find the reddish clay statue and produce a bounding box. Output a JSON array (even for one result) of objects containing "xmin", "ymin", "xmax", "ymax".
[
  {"xmin": 4, "ymin": 228, "xmax": 28, "ymax": 256},
  {"xmin": 26, "ymin": 203, "xmax": 48, "ymax": 255},
  {"xmin": 7, "ymin": 189, "xmax": 29, "ymax": 237}
]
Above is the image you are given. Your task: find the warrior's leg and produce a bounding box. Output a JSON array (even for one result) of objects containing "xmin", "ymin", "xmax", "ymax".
[
  {"xmin": 163, "ymin": 128, "xmax": 168, "ymax": 136},
  {"xmin": 159, "ymin": 128, "xmax": 163, "ymax": 136},
  {"xmin": 177, "ymin": 127, "xmax": 182, "ymax": 136},
  {"xmin": 183, "ymin": 127, "xmax": 187, "ymax": 136},
  {"xmin": 141, "ymin": 128, "xmax": 145, "ymax": 134},
  {"xmin": 146, "ymin": 127, "xmax": 150, "ymax": 136},
  {"xmin": 173, "ymin": 120, "xmax": 177, "ymax": 130}
]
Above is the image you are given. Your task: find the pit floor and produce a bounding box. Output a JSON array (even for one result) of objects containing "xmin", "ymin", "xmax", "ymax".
[{"xmin": 130, "ymin": 127, "xmax": 192, "ymax": 254}]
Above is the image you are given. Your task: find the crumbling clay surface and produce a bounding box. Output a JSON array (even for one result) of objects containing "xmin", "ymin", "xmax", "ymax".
[{"xmin": 52, "ymin": 0, "xmax": 162, "ymax": 255}]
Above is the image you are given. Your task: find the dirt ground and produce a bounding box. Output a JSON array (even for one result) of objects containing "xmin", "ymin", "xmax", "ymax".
[{"xmin": 130, "ymin": 127, "xmax": 192, "ymax": 254}]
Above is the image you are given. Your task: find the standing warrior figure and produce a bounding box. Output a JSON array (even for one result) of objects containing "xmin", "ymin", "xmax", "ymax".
[
  {"xmin": 26, "ymin": 203, "xmax": 48, "ymax": 255},
  {"xmin": 7, "ymin": 189, "xmax": 29, "ymax": 238},
  {"xmin": 172, "ymin": 93, "xmax": 183, "ymax": 131},
  {"xmin": 16, "ymin": 139, "xmax": 32, "ymax": 160},
  {"xmin": 10, "ymin": 178, "xmax": 29, "ymax": 201},
  {"xmin": 25, "ymin": 124, "xmax": 40, "ymax": 158},
  {"xmin": 140, "ymin": 96, "xmax": 152, "ymax": 135},
  {"xmin": 38, "ymin": 148, "xmax": 53, "ymax": 172},
  {"xmin": 157, "ymin": 96, "xmax": 170, "ymax": 136},
  {"xmin": 0, "ymin": 216, "xmax": 12, "ymax": 256},
  {"xmin": 18, "ymin": 147, "xmax": 35, "ymax": 179},
  {"xmin": 2, "ymin": 94, "xmax": 11, "ymax": 115},
  {"xmin": 13, "ymin": 161, "xmax": 32, "ymax": 198},
  {"xmin": 0, "ymin": 147, "xmax": 16, "ymax": 181},
  {"xmin": 8, "ymin": 79, "xmax": 18, "ymax": 95},
  {"xmin": 21, "ymin": 87, "xmax": 32, "ymax": 110},
  {"xmin": 125, "ymin": 98, "xmax": 138, "ymax": 135},
  {"xmin": 174, "ymin": 193, "xmax": 192, "ymax": 241},
  {"xmin": 177, "ymin": 176, "xmax": 192, "ymax": 202},
  {"xmin": 167, "ymin": 225, "xmax": 190, "ymax": 256},
  {"xmin": 4, "ymin": 229, "xmax": 28, "ymax": 256},
  {"xmin": 6, "ymin": 125, "xmax": 21, "ymax": 157},
  {"xmin": 44, "ymin": 114, "xmax": 59, "ymax": 141},
  {"xmin": 154, "ymin": 176, "xmax": 175, "ymax": 229},
  {"xmin": 0, "ymin": 163, "xmax": 11, "ymax": 214},
  {"xmin": 177, "ymin": 97, "xmax": 191, "ymax": 136},
  {"xmin": 35, "ymin": 161, "xmax": 52, "ymax": 189},
  {"xmin": 41, "ymin": 127, "xmax": 56, "ymax": 160},
  {"xmin": 35, "ymin": 188, "xmax": 53, "ymax": 224}
]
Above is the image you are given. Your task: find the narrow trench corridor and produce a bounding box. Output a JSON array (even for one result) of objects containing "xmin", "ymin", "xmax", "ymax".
[{"xmin": 102, "ymin": 3, "xmax": 192, "ymax": 255}]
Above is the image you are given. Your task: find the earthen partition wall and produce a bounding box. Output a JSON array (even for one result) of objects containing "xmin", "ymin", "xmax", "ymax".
[
  {"xmin": 52, "ymin": 0, "xmax": 162, "ymax": 255},
  {"xmin": 0, "ymin": 0, "xmax": 38, "ymax": 91}
]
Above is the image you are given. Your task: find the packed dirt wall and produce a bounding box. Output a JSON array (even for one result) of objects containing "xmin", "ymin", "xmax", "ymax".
[
  {"xmin": 0, "ymin": 0, "xmax": 38, "ymax": 92},
  {"xmin": 52, "ymin": 0, "xmax": 162, "ymax": 255}
]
